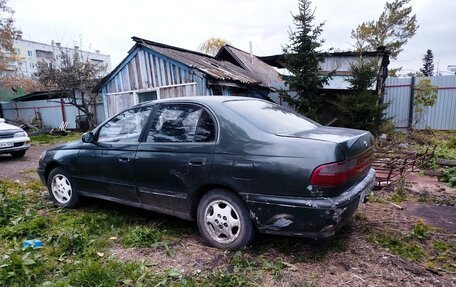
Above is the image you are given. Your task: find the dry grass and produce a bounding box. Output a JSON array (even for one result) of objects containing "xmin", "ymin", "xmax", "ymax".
[{"xmin": 109, "ymin": 200, "xmax": 456, "ymax": 286}]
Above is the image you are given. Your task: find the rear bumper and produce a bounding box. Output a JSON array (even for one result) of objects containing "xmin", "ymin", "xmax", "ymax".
[{"xmin": 243, "ymin": 168, "xmax": 375, "ymax": 238}]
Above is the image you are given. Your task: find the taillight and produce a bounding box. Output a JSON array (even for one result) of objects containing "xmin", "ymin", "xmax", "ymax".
[{"xmin": 310, "ymin": 150, "xmax": 373, "ymax": 187}]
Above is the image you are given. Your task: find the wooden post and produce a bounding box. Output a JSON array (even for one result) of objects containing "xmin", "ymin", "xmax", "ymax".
[
  {"xmin": 60, "ymin": 98, "xmax": 66, "ymax": 123},
  {"xmin": 407, "ymin": 76, "xmax": 415, "ymax": 129}
]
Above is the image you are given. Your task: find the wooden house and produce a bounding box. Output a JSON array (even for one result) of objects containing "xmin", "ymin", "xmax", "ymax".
[
  {"xmin": 95, "ymin": 36, "xmax": 389, "ymax": 119},
  {"xmin": 259, "ymin": 47, "xmax": 390, "ymax": 96},
  {"xmin": 95, "ymin": 37, "xmax": 283, "ymax": 118}
]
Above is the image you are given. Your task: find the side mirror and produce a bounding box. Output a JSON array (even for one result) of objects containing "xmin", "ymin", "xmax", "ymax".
[{"xmin": 81, "ymin": 132, "xmax": 94, "ymax": 143}]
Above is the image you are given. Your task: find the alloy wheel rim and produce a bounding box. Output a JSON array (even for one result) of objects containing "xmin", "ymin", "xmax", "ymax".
[
  {"xmin": 204, "ymin": 199, "xmax": 241, "ymax": 244},
  {"xmin": 51, "ymin": 174, "xmax": 72, "ymax": 204}
]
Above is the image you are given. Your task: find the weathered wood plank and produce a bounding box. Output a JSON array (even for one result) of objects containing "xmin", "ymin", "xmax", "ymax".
[
  {"xmin": 424, "ymin": 170, "xmax": 444, "ymax": 177},
  {"xmin": 436, "ymin": 159, "xmax": 456, "ymax": 166},
  {"xmin": 135, "ymin": 53, "xmax": 143, "ymax": 89}
]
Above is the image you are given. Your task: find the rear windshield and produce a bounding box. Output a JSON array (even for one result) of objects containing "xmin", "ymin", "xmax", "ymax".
[{"xmin": 224, "ymin": 100, "xmax": 319, "ymax": 134}]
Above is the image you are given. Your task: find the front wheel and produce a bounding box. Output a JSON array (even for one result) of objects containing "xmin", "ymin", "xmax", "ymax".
[
  {"xmin": 197, "ymin": 189, "xmax": 255, "ymax": 250},
  {"xmin": 47, "ymin": 167, "xmax": 81, "ymax": 208}
]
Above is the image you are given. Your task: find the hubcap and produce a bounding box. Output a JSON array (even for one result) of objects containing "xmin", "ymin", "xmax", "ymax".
[
  {"xmin": 204, "ymin": 200, "xmax": 241, "ymax": 244},
  {"xmin": 51, "ymin": 174, "xmax": 72, "ymax": 204}
]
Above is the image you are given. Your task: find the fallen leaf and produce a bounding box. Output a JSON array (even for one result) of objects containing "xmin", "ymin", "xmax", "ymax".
[
  {"xmin": 97, "ymin": 252, "xmax": 104, "ymax": 257},
  {"xmin": 281, "ymin": 261, "xmax": 298, "ymax": 271}
]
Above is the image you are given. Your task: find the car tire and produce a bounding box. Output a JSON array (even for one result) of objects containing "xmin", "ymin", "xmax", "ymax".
[
  {"xmin": 10, "ymin": 150, "xmax": 26, "ymax": 158},
  {"xmin": 47, "ymin": 167, "xmax": 81, "ymax": 208},
  {"xmin": 197, "ymin": 189, "xmax": 255, "ymax": 250}
]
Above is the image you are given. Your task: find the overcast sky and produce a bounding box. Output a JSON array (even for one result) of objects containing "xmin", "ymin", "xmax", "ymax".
[{"xmin": 10, "ymin": 0, "xmax": 456, "ymax": 75}]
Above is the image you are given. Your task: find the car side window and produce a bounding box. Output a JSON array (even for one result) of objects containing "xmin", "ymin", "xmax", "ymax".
[
  {"xmin": 195, "ymin": 110, "xmax": 216, "ymax": 142},
  {"xmin": 147, "ymin": 104, "xmax": 215, "ymax": 143},
  {"xmin": 98, "ymin": 106, "xmax": 152, "ymax": 143}
]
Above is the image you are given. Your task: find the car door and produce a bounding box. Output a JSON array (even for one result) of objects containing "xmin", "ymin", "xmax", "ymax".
[
  {"xmin": 75, "ymin": 106, "xmax": 153, "ymax": 202},
  {"xmin": 134, "ymin": 103, "xmax": 216, "ymax": 213}
]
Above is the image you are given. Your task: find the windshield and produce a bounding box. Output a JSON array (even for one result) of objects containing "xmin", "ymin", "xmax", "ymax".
[{"xmin": 224, "ymin": 100, "xmax": 319, "ymax": 134}]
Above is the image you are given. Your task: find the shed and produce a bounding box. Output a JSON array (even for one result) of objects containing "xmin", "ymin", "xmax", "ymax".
[
  {"xmin": 259, "ymin": 47, "xmax": 390, "ymax": 95},
  {"xmin": 95, "ymin": 37, "xmax": 282, "ymax": 118},
  {"xmin": 0, "ymin": 91, "xmax": 105, "ymax": 129}
]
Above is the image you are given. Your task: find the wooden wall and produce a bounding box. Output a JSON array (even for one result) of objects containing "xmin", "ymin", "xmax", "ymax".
[
  {"xmin": 105, "ymin": 49, "xmax": 210, "ymax": 95},
  {"xmin": 102, "ymin": 47, "xmax": 213, "ymax": 117}
]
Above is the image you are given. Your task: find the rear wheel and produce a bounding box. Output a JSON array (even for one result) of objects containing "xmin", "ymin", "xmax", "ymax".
[
  {"xmin": 197, "ymin": 189, "xmax": 255, "ymax": 250},
  {"xmin": 11, "ymin": 150, "xmax": 26, "ymax": 158},
  {"xmin": 47, "ymin": 167, "xmax": 81, "ymax": 208}
]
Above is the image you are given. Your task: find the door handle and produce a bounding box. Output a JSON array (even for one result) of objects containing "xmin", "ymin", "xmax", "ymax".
[
  {"xmin": 188, "ymin": 158, "xmax": 206, "ymax": 166},
  {"xmin": 118, "ymin": 156, "xmax": 131, "ymax": 163}
]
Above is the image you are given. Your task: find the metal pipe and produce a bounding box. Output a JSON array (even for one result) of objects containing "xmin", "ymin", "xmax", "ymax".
[{"xmin": 249, "ymin": 41, "xmax": 253, "ymax": 64}]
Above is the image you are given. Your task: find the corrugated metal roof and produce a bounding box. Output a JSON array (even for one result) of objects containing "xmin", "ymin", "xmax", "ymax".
[
  {"xmin": 133, "ymin": 37, "xmax": 263, "ymax": 86},
  {"xmin": 219, "ymin": 45, "xmax": 284, "ymax": 88},
  {"xmin": 259, "ymin": 48, "xmax": 389, "ymax": 68}
]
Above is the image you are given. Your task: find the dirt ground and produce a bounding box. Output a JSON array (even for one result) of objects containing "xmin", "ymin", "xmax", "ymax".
[
  {"xmin": 107, "ymin": 201, "xmax": 456, "ymax": 286},
  {"xmin": 0, "ymin": 144, "xmax": 49, "ymax": 182},
  {"xmin": 3, "ymin": 143, "xmax": 456, "ymax": 286}
]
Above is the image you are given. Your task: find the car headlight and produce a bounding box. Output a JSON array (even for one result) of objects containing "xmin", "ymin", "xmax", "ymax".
[
  {"xmin": 14, "ymin": 131, "xmax": 27, "ymax": 137},
  {"xmin": 39, "ymin": 150, "xmax": 47, "ymax": 164}
]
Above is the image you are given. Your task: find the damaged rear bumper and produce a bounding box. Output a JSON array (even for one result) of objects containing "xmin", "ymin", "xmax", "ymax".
[{"xmin": 242, "ymin": 168, "xmax": 375, "ymax": 238}]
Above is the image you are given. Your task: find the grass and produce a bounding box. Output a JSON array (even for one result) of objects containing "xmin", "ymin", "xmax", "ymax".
[
  {"xmin": 1, "ymin": 179, "xmax": 455, "ymax": 285},
  {"xmin": 1, "ymin": 179, "xmax": 287, "ymax": 286},
  {"xmin": 4, "ymin": 126, "xmax": 456, "ymax": 285},
  {"xmin": 370, "ymin": 232, "xmax": 425, "ymax": 261},
  {"xmin": 410, "ymin": 130, "xmax": 456, "ymax": 170},
  {"xmin": 368, "ymin": 221, "xmax": 455, "ymax": 272},
  {"xmin": 30, "ymin": 131, "xmax": 84, "ymax": 145},
  {"xmin": 381, "ymin": 130, "xmax": 456, "ymax": 172},
  {"xmin": 416, "ymin": 192, "xmax": 456, "ymax": 206},
  {"xmin": 368, "ymin": 221, "xmax": 431, "ymax": 262},
  {"xmin": 429, "ymin": 240, "xmax": 456, "ymax": 272}
]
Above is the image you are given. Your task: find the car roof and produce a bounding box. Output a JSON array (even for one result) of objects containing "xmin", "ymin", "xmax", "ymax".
[{"xmin": 134, "ymin": 95, "xmax": 265, "ymax": 108}]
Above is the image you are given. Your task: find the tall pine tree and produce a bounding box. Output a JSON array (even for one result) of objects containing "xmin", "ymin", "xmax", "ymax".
[
  {"xmin": 351, "ymin": 0, "xmax": 418, "ymax": 60},
  {"xmin": 420, "ymin": 49, "xmax": 434, "ymax": 76},
  {"xmin": 281, "ymin": 0, "xmax": 331, "ymax": 122}
]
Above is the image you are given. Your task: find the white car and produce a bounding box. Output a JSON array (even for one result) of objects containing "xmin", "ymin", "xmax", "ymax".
[{"xmin": 0, "ymin": 118, "xmax": 31, "ymax": 158}]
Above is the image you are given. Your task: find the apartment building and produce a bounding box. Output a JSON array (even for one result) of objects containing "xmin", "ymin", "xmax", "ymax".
[{"xmin": 3, "ymin": 37, "xmax": 111, "ymax": 78}]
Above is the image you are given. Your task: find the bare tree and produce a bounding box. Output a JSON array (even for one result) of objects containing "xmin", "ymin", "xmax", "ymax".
[
  {"xmin": 36, "ymin": 47, "xmax": 107, "ymax": 128},
  {"xmin": 0, "ymin": 0, "xmax": 21, "ymax": 71}
]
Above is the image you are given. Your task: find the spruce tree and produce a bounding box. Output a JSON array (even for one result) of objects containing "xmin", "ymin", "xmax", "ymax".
[
  {"xmin": 330, "ymin": 58, "xmax": 389, "ymax": 135},
  {"xmin": 281, "ymin": 0, "xmax": 331, "ymax": 122},
  {"xmin": 420, "ymin": 49, "xmax": 434, "ymax": 76}
]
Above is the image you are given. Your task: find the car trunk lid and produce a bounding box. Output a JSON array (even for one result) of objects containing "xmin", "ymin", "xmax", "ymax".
[
  {"xmin": 278, "ymin": 126, "xmax": 374, "ymax": 193},
  {"xmin": 277, "ymin": 126, "xmax": 374, "ymax": 159}
]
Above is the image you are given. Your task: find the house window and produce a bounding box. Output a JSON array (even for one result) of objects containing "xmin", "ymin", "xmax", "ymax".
[
  {"xmin": 36, "ymin": 50, "xmax": 54, "ymax": 59},
  {"xmin": 90, "ymin": 58, "xmax": 103, "ymax": 64},
  {"xmin": 137, "ymin": 91, "xmax": 157, "ymax": 103},
  {"xmin": 28, "ymin": 51, "xmax": 33, "ymax": 57}
]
